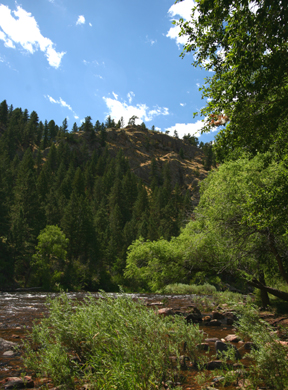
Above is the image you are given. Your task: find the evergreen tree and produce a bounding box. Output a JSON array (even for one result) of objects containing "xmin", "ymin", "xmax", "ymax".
[
  {"xmin": 41, "ymin": 120, "xmax": 49, "ymax": 150},
  {"xmin": 72, "ymin": 122, "xmax": 78, "ymax": 133},
  {"xmin": 10, "ymin": 148, "xmax": 44, "ymax": 285},
  {"xmin": 48, "ymin": 120, "xmax": 57, "ymax": 141},
  {"xmin": 0, "ymin": 99, "xmax": 8, "ymax": 126}
]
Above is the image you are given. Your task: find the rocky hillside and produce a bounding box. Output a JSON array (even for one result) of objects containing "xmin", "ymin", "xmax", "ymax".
[{"xmin": 68, "ymin": 125, "xmax": 208, "ymax": 207}]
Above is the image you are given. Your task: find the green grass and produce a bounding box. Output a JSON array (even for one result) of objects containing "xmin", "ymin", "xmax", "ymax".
[
  {"xmin": 158, "ymin": 283, "xmax": 217, "ymax": 295},
  {"xmin": 24, "ymin": 292, "xmax": 205, "ymax": 390}
]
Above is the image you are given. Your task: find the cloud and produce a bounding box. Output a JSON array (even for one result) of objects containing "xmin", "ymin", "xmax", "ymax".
[
  {"xmin": 180, "ymin": 103, "xmax": 186, "ymax": 107},
  {"xmin": 165, "ymin": 120, "xmax": 205, "ymax": 138},
  {"xmin": 45, "ymin": 95, "xmax": 78, "ymax": 119},
  {"xmin": 127, "ymin": 91, "xmax": 135, "ymax": 104},
  {"xmin": 89, "ymin": 23, "xmax": 92, "ymax": 27},
  {"xmin": 76, "ymin": 15, "xmax": 85, "ymax": 25},
  {"xmin": 83, "ymin": 59, "xmax": 101, "ymax": 66},
  {"xmin": 146, "ymin": 36, "xmax": 157, "ymax": 45},
  {"xmin": 166, "ymin": 0, "xmax": 197, "ymax": 47},
  {"xmin": 0, "ymin": 4, "xmax": 65, "ymax": 68},
  {"xmin": 103, "ymin": 93, "xmax": 169, "ymax": 125}
]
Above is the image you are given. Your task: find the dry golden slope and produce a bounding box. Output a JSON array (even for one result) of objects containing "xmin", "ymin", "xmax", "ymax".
[
  {"xmin": 52, "ymin": 125, "xmax": 208, "ymax": 207},
  {"xmin": 103, "ymin": 126, "xmax": 208, "ymax": 207}
]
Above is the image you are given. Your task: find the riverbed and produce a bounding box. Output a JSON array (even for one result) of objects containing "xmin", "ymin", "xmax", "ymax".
[{"xmin": 0, "ymin": 292, "xmax": 248, "ymax": 389}]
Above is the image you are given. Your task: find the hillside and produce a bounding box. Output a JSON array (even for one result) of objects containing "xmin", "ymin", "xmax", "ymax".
[
  {"xmin": 0, "ymin": 102, "xmax": 213, "ymax": 291},
  {"xmin": 52, "ymin": 125, "xmax": 209, "ymax": 208}
]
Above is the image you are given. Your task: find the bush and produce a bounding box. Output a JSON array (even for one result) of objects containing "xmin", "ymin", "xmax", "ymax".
[
  {"xmin": 24, "ymin": 292, "xmax": 204, "ymax": 389},
  {"xmin": 235, "ymin": 304, "xmax": 288, "ymax": 389},
  {"xmin": 159, "ymin": 283, "xmax": 217, "ymax": 295}
]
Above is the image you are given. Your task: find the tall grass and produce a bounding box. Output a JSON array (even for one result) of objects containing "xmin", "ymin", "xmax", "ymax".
[
  {"xmin": 158, "ymin": 283, "xmax": 217, "ymax": 295},
  {"xmin": 24, "ymin": 292, "xmax": 204, "ymax": 390}
]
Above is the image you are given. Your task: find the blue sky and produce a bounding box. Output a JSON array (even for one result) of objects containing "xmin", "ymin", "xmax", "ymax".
[{"xmin": 0, "ymin": 0, "xmax": 219, "ymax": 143}]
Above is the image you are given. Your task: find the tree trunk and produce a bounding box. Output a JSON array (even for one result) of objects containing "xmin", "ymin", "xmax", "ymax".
[
  {"xmin": 250, "ymin": 278, "xmax": 288, "ymax": 302},
  {"xmin": 259, "ymin": 272, "xmax": 270, "ymax": 308},
  {"xmin": 268, "ymin": 232, "xmax": 288, "ymax": 284}
]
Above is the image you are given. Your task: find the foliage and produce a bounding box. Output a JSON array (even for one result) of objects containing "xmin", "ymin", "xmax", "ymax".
[
  {"xmin": 126, "ymin": 153, "xmax": 288, "ymax": 302},
  {"xmin": 31, "ymin": 225, "xmax": 68, "ymax": 290},
  {"xmin": 24, "ymin": 292, "xmax": 204, "ymax": 389},
  {"xmin": 176, "ymin": 0, "xmax": 288, "ymax": 159},
  {"xmin": 158, "ymin": 283, "xmax": 216, "ymax": 295},
  {"xmin": 226, "ymin": 303, "xmax": 288, "ymax": 389}
]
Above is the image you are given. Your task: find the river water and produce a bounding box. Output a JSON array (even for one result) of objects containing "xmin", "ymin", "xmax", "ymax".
[{"xmin": 0, "ymin": 292, "xmax": 241, "ymax": 389}]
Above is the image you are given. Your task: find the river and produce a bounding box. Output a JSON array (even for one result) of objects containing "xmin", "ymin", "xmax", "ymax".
[{"xmin": 0, "ymin": 292, "xmax": 243, "ymax": 389}]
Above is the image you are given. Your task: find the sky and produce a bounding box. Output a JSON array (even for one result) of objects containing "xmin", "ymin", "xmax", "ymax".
[{"xmin": 0, "ymin": 0, "xmax": 219, "ymax": 143}]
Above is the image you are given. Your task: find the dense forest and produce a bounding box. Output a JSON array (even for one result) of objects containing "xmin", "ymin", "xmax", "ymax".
[{"xmin": 0, "ymin": 100, "xmax": 216, "ymax": 291}]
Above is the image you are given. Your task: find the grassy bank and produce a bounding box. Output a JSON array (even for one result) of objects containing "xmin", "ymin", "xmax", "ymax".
[{"xmin": 24, "ymin": 292, "xmax": 204, "ymax": 390}]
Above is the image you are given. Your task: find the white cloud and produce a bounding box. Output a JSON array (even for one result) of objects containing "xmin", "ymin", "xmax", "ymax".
[
  {"xmin": 166, "ymin": 0, "xmax": 197, "ymax": 47},
  {"xmin": 45, "ymin": 95, "xmax": 78, "ymax": 118},
  {"xmin": 0, "ymin": 4, "xmax": 65, "ymax": 68},
  {"xmin": 146, "ymin": 35, "xmax": 157, "ymax": 45},
  {"xmin": 127, "ymin": 91, "xmax": 135, "ymax": 104},
  {"xmin": 94, "ymin": 74, "xmax": 103, "ymax": 79},
  {"xmin": 112, "ymin": 92, "xmax": 118, "ymax": 100},
  {"xmin": 83, "ymin": 59, "xmax": 100, "ymax": 66},
  {"xmin": 89, "ymin": 23, "xmax": 92, "ymax": 27},
  {"xmin": 76, "ymin": 15, "xmax": 85, "ymax": 25},
  {"xmin": 180, "ymin": 103, "xmax": 186, "ymax": 107},
  {"xmin": 103, "ymin": 94, "xmax": 169, "ymax": 125},
  {"xmin": 165, "ymin": 120, "xmax": 205, "ymax": 138}
]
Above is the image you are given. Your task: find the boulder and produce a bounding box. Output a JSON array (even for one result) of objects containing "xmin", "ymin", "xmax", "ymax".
[
  {"xmin": 226, "ymin": 318, "xmax": 234, "ymax": 325},
  {"xmin": 203, "ymin": 315, "xmax": 211, "ymax": 322},
  {"xmin": 0, "ymin": 338, "xmax": 18, "ymax": 351},
  {"xmin": 2, "ymin": 351, "xmax": 15, "ymax": 357},
  {"xmin": 205, "ymin": 337, "xmax": 220, "ymax": 343},
  {"xmin": 158, "ymin": 308, "xmax": 174, "ymax": 316},
  {"xmin": 212, "ymin": 311, "xmax": 225, "ymax": 320},
  {"xmin": 215, "ymin": 341, "xmax": 241, "ymax": 360},
  {"xmin": 206, "ymin": 360, "xmax": 225, "ymax": 370},
  {"xmin": 209, "ymin": 319, "xmax": 222, "ymax": 326},
  {"xmin": 225, "ymin": 334, "xmax": 241, "ymax": 343},
  {"xmin": 4, "ymin": 376, "xmax": 34, "ymax": 389},
  {"xmin": 197, "ymin": 343, "xmax": 209, "ymax": 351},
  {"xmin": 185, "ymin": 307, "xmax": 202, "ymax": 324}
]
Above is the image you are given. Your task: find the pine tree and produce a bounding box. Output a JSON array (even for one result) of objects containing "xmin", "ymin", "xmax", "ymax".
[
  {"xmin": 41, "ymin": 120, "xmax": 49, "ymax": 150},
  {"xmin": 0, "ymin": 99, "xmax": 8, "ymax": 126},
  {"xmin": 10, "ymin": 148, "xmax": 44, "ymax": 285}
]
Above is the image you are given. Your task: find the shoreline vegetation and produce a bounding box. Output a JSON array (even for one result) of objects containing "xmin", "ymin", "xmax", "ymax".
[{"xmin": 21, "ymin": 289, "xmax": 288, "ymax": 390}]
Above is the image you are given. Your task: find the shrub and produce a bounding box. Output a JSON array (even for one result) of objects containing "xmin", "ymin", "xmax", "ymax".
[
  {"xmin": 24, "ymin": 292, "xmax": 204, "ymax": 389},
  {"xmin": 235, "ymin": 304, "xmax": 288, "ymax": 390},
  {"xmin": 160, "ymin": 283, "xmax": 217, "ymax": 296}
]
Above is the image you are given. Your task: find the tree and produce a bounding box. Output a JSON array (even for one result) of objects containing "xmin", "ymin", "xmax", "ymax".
[
  {"xmin": 31, "ymin": 225, "xmax": 69, "ymax": 290},
  {"xmin": 197, "ymin": 155, "xmax": 288, "ymax": 304},
  {"xmin": 176, "ymin": 0, "xmax": 288, "ymax": 158},
  {"xmin": 128, "ymin": 115, "xmax": 138, "ymax": 126},
  {"xmin": 10, "ymin": 148, "xmax": 44, "ymax": 286},
  {"xmin": 0, "ymin": 99, "xmax": 8, "ymax": 126},
  {"xmin": 183, "ymin": 133, "xmax": 199, "ymax": 147},
  {"xmin": 72, "ymin": 122, "xmax": 78, "ymax": 133}
]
